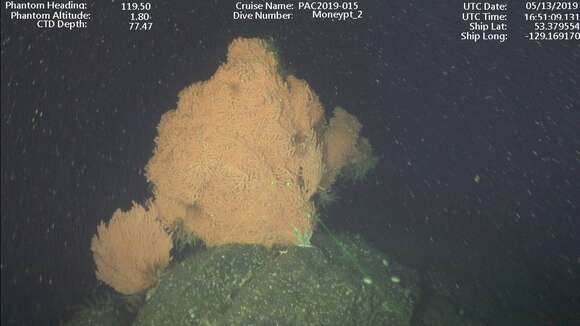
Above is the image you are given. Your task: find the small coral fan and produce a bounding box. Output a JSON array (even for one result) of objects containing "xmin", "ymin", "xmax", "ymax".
[
  {"xmin": 91, "ymin": 202, "xmax": 172, "ymax": 295},
  {"xmin": 145, "ymin": 37, "xmax": 373, "ymax": 248},
  {"xmin": 321, "ymin": 106, "xmax": 377, "ymax": 188}
]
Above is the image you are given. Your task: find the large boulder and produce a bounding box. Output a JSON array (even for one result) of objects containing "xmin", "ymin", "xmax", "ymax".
[{"xmin": 133, "ymin": 233, "xmax": 419, "ymax": 326}]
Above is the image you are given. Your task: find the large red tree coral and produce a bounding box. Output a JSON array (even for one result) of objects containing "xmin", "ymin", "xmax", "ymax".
[{"xmin": 145, "ymin": 38, "xmax": 372, "ymax": 247}]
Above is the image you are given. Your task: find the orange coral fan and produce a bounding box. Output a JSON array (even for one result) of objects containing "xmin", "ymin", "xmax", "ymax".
[
  {"xmin": 320, "ymin": 106, "xmax": 364, "ymax": 189},
  {"xmin": 145, "ymin": 37, "xmax": 371, "ymax": 248},
  {"xmin": 90, "ymin": 202, "xmax": 172, "ymax": 295}
]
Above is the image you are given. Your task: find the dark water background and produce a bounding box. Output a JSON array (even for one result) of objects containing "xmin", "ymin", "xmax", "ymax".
[{"xmin": 2, "ymin": 1, "xmax": 579, "ymax": 325}]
